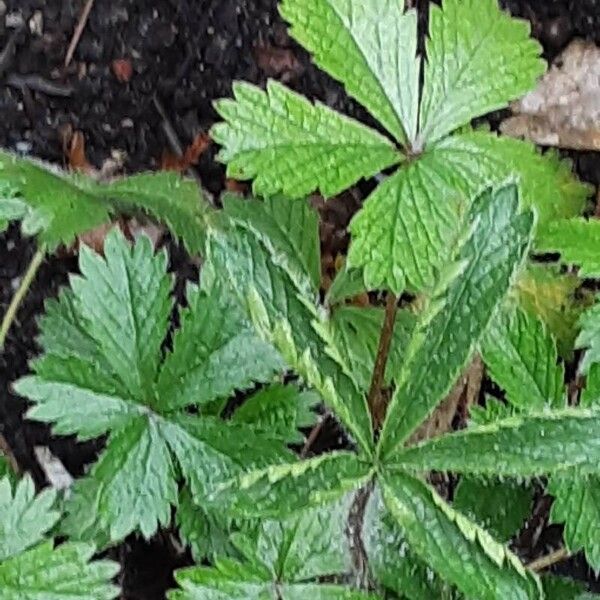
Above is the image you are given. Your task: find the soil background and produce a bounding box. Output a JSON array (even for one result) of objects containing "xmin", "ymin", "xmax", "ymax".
[{"xmin": 1, "ymin": 0, "xmax": 600, "ymax": 597}]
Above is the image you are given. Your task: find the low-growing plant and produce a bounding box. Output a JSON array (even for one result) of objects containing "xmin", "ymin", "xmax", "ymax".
[{"xmin": 2, "ymin": 0, "xmax": 600, "ymax": 598}]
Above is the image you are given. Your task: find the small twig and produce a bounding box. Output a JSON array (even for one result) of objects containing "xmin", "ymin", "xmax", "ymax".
[
  {"xmin": 300, "ymin": 414, "xmax": 327, "ymax": 458},
  {"xmin": 527, "ymin": 547, "xmax": 570, "ymax": 572},
  {"xmin": 0, "ymin": 433, "xmax": 20, "ymax": 475},
  {"xmin": 152, "ymin": 95, "xmax": 215, "ymax": 206},
  {"xmin": 6, "ymin": 73, "xmax": 73, "ymax": 97},
  {"xmin": 64, "ymin": 0, "xmax": 96, "ymax": 67},
  {"xmin": 0, "ymin": 246, "xmax": 45, "ymax": 350},
  {"xmin": 367, "ymin": 293, "xmax": 398, "ymax": 428}
]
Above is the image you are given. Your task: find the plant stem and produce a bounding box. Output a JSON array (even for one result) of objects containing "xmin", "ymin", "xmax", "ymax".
[
  {"xmin": 0, "ymin": 246, "xmax": 45, "ymax": 350},
  {"xmin": 527, "ymin": 547, "xmax": 570, "ymax": 572},
  {"xmin": 367, "ymin": 292, "xmax": 398, "ymax": 429}
]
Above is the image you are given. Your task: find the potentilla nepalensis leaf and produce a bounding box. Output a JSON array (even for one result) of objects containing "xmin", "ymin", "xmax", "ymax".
[
  {"xmin": 280, "ymin": 0, "xmax": 420, "ymax": 145},
  {"xmin": 418, "ymin": 0, "xmax": 544, "ymax": 146},
  {"xmin": 14, "ymin": 229, "xmax": 292, "ymax": 542},
  {"xmin": 381, "ymin": 472, "xmax": 542, "ymax": 599},
  {"xmin": 377, "ymin": 184, "xmax": 533, "ymax": 458},
  {"xmin": 212, "ymin": 80, "xmax": 401, "ymax": 199},
  {"xmin": 0, "ymin": 476, "xmax": 119, "ymax": 599},
  {"xmin": 536, "ymin": 219, "xmax": 600, "ymax": 278},
  {"xmin": 482, "ymin": 308, "xmax": 566, "ymax": 411}
]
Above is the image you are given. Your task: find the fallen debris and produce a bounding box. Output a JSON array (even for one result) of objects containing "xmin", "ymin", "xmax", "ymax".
[{"xmin": 501, "ymin": 39, "xmax": 600, "ymax": 151}]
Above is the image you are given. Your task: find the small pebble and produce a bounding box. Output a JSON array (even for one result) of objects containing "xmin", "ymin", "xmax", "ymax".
[
  {"xmin": 28, "ymin": 10, "xmax": 43, "ymax": 36},
  {"xmin": 6, "ymin": 12, "xmax": 24, "ymax": 28}
]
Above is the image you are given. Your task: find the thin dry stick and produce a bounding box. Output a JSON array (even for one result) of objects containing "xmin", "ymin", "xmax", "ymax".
[
  {"xmin": 0, "ymin": 246, "xmax": 45, "ymax": 350},
  {"xmin": 300, "ymin": 414, "xmax": 327, "ymax": 458},
  {"xmin": 367, "ymin": 293, "xmax": 398, "ymax": 428},
  {"xmin": 152, "ymin": 96, "xmax": 215, "ymax": 206},
  {"xmin": 527, "ymin": 547, "xmax": 570, "ymax": 572},
  {"xmin": 64, "ymin": 0, "xmax": 96, "ymax": 67}
]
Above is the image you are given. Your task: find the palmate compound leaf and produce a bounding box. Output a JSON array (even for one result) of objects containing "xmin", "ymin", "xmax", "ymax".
[
  {"xmin": 481, "ymin": 307, "xmax": 566, "ymax": 412},
  {"xmin": 206, "ymin": 195, "xmax": 374, "ymax": 454},
  {"xmin": 280, "ymin": 0, "xmax": 420, "ymax": 145},
  {"xmin": 169, "ymin": 499, "xmax": 378, "ymax": 600},
  {"xmin": 0, "ymin": 475, "xmax": 119, "ymax": 599},
  {"xmin": 418, "ymin": 0, "xmax": 544, "ymax": 146},
  {"xmin": 381, "ymin": 472, "xmax": 542, "ymax": 600},
  {"xmin": 348, "ymin": 130, "xmax": 586, "ymax": 293},
  {"xmin": 211, "ymin": 80, "xmax": 401, "ymax": 199},
  {"xmin": 14, "ymin": 229, "xmax": 290, "ymax": 542},
  {"xmin": 376, "ymin": 184, "xmax": 534, "ymax": 459},
  {"xmin": 536, "ymin": 218, "xmax": 600, "ymax": 279}
]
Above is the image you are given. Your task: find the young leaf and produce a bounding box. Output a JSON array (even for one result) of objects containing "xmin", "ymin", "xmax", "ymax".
[
  {"xmin": 206, "ymin": 213, "xmax": 373, "ymax": 454},
  {"xmin": 481, "ymin": 308, "xmax": 565, "ymax": 411},
  {"xmin": 330, "ymin": 305, "xmax": 415, "ymax": 393},
  {"xmin": 0, "ymin": 476, "xmax": 119, "ymax": 599},
  {"xmin": 211, "ymin": 81, "xmax": 400, "ymax": 199},
  {"xmin": 536, "ymin": 219, "xmax": 600, "ymax": 278},
  {"xmin": 381, "ymin": 472, "xmax": 541, "ymax": 600},
  {"xmin": 469, "ymin": 395, "xmax": 515, "ymax": 426},
  {"xmin": 325, "ymin": 263, "xmax": 371, "ymax": 305},
  {"xmin": 453, "ymin": 477, "xmax": 534, "ymax": 542},
  {"xmin": 207, "ymin": 451, "xmax": 373, "ymax": 519},
  {"xmin": 280, "ymin": 0, "xmax": 420, "ymax": 145},
  {"xmin": 104, "ymin": 172, "xmax": 212, "ymax": 255},
  {"xmin": 223, "ymin": 193, "xmax": 321, "ymax": 292},
  {"xmin": 418, "ymin": 0, "xmax": 544, "ymax": 145},
  {"xmin": 231, "ymin": 384, "xmax": 318, "ymax": 445},
  {"xmin": 390, "ymin": 408, "xmax": 600, "ymax": 478},
  {"xmin": 515, "ymin": 265, "xmax": 584, "ymax": 358},
  {"xmin": 377, "ymin": 184, "xmax": 534, "ymax": 458},
  {"xmin": 0, "ymin": 150, "xmax": 111, "ymax": 249},
  {"xmin": 15, "ymin": 230, "xmax": 291, "ymax": 542}
]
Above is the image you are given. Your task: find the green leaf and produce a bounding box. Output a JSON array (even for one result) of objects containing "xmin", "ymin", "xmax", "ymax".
[
  {"xmin": 381, "ymin": 472, "xmax": 541, "ymax": 600},
  {"xmin": 377, "ymin": 184, "xmax": 534, "ymax": 458},
  {"xmin": 429, "ymin": 132, "xmax": 590, "ymax": 227},
  {"xmin": 211, "ymin": 80, "xmax": 400, "ymax": 199},
  {"xmin": 514, "ymin": 265, "xmax": 584, "ymax": 359},
  {"xmin": 0, "ymin": 541, "xmax": 119, "ymax": 600},
  {"xmin": 0, "ymin": 476, "xmax": 119, "ymax": 599},
  {"xmin": 0, "ymin": 150, "xmax": 111, "ymax": 249},
  {"xmin": 104, "ymin": 172, "xmax": 212, "ymax": 255},
  {"xmin": 16, "ymin": 231, "xmax": 292, "ymax": 542},
  {"xmin": 536, "ymin": 219, "xmax": 600, "ymax": 278},
  {"xmin": 325, "ymin": 263, "xmax": 371, "ymax": 306},
  {"xmin": 0, "ymin": 476, "xmax": 58, "ymax": 562},
  {"xmin": 176, "ymin": 488, "xmax": 236, "ymax": 562},
  {"xmin": 157, "ymin": 283, "xmax": 283, "ymax": 411},
  {"xmin": 583, "ymin": 365, "xmax": 600, "ymax": 407},
  {"xmin": 206, "ymin": 220, "xmax": 373, "ymax": 454},
  {"xmin": 363, "ymin": 487, "xmax": 456, "ymax": 599},
  {"xmin": 548, "ymin": 475, "xmax": 600, "ymax": 570},
  {"xmin": 170, "ymin": 500, "xmax": 375, "ymax": 599},
  {"xmin": 453, "ymin": 477, "xmax": 533, "ymax": 541},
  {"xmin": 207, "ymin": 451, "xmax": 373, "ymax": 519},
  {"xmin": 481, "ymin": 308, "xmax": 565, "ymax": 411},
  {"xmin": 542, "ymin": 575, "xmax": 596, "ymax": 600},
  {"xmin": 0, "ymin": 459, "xmax": 16, "ymax": 487},
  {"xmin": 223, "ymin": 194, "xmax": 321, "ymax": 292},
  {"xmin": 418, "ymin": 0, "xmax": 544, "ymax": 145},
  {"xmin": 231, "ymin": 384, "xmax": 318, "ymax": 445},
  {"xmin": 280, "ymin": 0, "xmax": 420, "ymax": 144},
  {"xmin": 330, "ymin": 305, "xmax": 415, "ymax": 393},
  {"xmin": 469, "ymin": 396, "xmax": 515, "ymax": 426},
  {"xmin": 391, "ymin": 408, "xmax": 600, "ymax": 477},
  {"xmin": 576, "ymin": 297, "xmax": 600, "ymax": 375}
]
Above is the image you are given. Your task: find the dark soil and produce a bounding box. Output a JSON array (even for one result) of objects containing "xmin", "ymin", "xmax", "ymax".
[{"xmin": 1, "ymin": 0, "xmax": 600, "ymax": 597}]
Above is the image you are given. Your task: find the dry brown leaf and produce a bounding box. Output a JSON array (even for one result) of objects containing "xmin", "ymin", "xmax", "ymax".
[
  {"xmin": 161, "ymin": 132, "xmax": 210, "ymax": 172},
  {"xmin": 111, "ymin": 58, "xmax": 133, "ymax": 83},
  {"xmin": 254, "ymin": 44, "xmax": 303, "ymax": 81},
  {"xmin": 501, "ymin": 39, "xmax": 600, "ymax": 151}
]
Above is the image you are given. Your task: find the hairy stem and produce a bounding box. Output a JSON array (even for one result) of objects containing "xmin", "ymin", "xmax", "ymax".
[
  {"xmin": 527, "ymin": 547, "xmax": 570, "ymax": 572},
  {"xmin": 0, "ymin": 245, "xmax": 46, "ymax": 350},
  {"xmin": 367, "ymin": 293, "xmax": 398, "ymax": 429}
]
